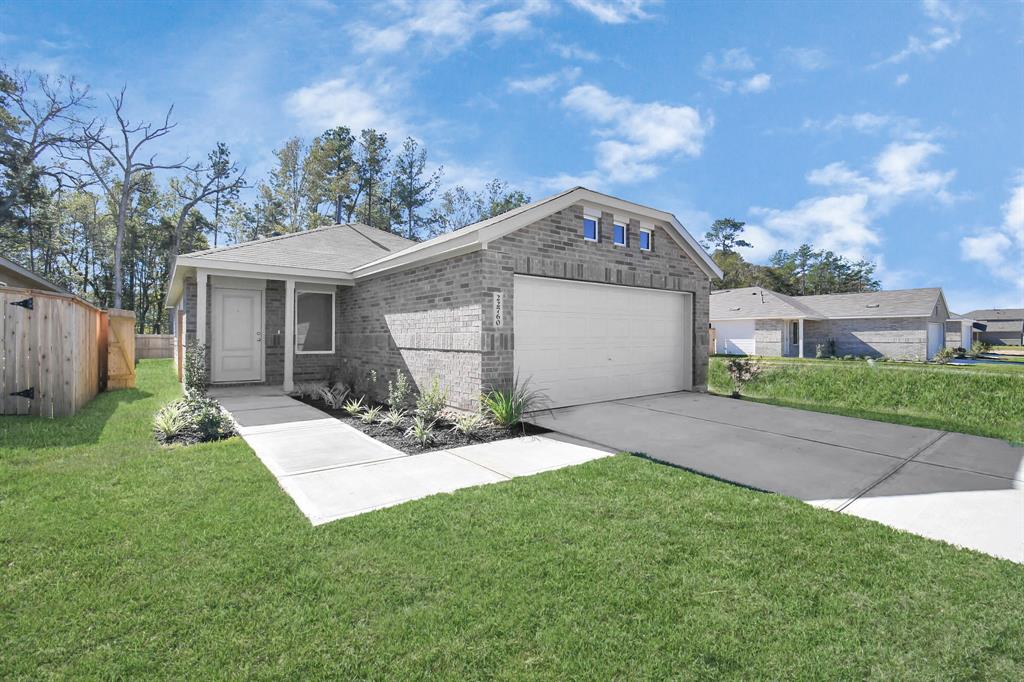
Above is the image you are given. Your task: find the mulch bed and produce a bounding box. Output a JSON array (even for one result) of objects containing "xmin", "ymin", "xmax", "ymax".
[{"xmin": 295, "ymin": 396, "xmax": 549, "ymax": 455}]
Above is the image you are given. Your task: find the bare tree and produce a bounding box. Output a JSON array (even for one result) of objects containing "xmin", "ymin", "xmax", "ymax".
[
  {"xmin": 168, "ymin": 144, "xmax": 245, "ymax": 268},
  {"xmin": 66, "ymin": 87, "xmax": 185, "ymax": 308}
]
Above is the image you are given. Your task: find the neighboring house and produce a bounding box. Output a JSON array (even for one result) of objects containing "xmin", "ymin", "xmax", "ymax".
[
  {"xmin": 0, "ymin": 255, "xmax": 69, "ymax": 293},
  {"xmin": 710, "ymin": 286, "xmax": 951, "ymax": 360},
  {"xmin": 962, "ymin": 308, "xmax": 1024, "ymax": 346},
  {"xmin": 944, "ymin": 313, "xmax": 982, "ymax": 350},
  {"xmin": 165, "ymin": 187, "xmax": 723, "ymax": 410}
]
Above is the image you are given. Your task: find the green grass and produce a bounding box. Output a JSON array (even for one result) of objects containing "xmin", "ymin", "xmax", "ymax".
[
  {"xmin": 710, "ymin": 356, "xmax": 1024, "ymax": 442},
  {"xmin": 2, "ymin": 360, "xmax": 1023, "ymax": 678}
]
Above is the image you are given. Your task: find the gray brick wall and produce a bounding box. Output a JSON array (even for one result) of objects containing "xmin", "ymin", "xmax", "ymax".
[
  {"xmin": 754, "ymin": 319, "xmax": 784, "ymax": 357},
  {"xmin": 480, "ymin": 203, "xmax": 712, "ymax": 392},
  {"xmin": 803, "ymin": 317, "xmax": 929, "ymax": 360}
]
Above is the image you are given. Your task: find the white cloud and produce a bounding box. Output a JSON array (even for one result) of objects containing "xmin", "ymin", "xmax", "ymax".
[
  {"xmin": 350, "ymin": 0, "xmax": 552, "ymax": 56},
  {"xmin": 960, "ymin": 175, "xmax": 1024, "ymax": 302},
  {"xmin": 783, "ymin": 47, "xmax": 829, "ymax": 71},
  {"xmin": 284, "ymin": 74, "xmax": 407, "ymax": 136},
  {"xmin": 875, "ymin": 0, "xmax": 966, "ymax": 66},
  {"xmin": 552, "ymin": 42, "xmax": 601, "ymax": 62},
  {"xmin": 508, "ymin": 66, "xmax": 581, "ymax": 94},
  {"xmin": 560, "ymin": 84, "xmax": 711, "ymax": 183},
  {"xmin": 895, "ymin": 73, "xmax": 910, "ymax": 86},
  {"xmin": 700, "ymin": 48, "xmax": 771, "ymax": 94},
  {"xmin": 801, "ymin": 112, "xmax": 926, "ymax": 138},
  {"xmin": 751, "ymin": 194, "xmax": 877, "ymax": 261},
  {"xmin": 738, "ymin": 73, "xmax": 771, "ymax": 93},
  {"xmin": 567, "ymin": 0, "xmax": 654, "ymax": 24}
]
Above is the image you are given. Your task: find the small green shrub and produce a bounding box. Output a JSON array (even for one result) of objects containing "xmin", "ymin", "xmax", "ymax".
[
  {"xmin": 481, "ymin": 375, "xmax": 544, "ymax": 427},
  {"xmin": 343, "ymin": 396, "xmax": 365, "ymax": 416},
  {"xmin": 153, "ymin": 394, "xmax": 234, "ymax": 445},
  {"xmin": 380, "ymin": 408, "xmax": 407, "ymax": 429},
  {"xmin": 933, "ymin": 347, "xmax": 956, "ymax": 364},
  {"xmin": 969, "ymin": 340, "xmax": 990, "ymax": 357},
  {"xmin": 404, "ymin": 416, "xmax": 435, "ymax": 447},
  {"xmin": 725, "ymin": 357, "xmax": 764, "ymax": 397},
  {"xmin": 387, "ymin": 369, "xmax": 412, "ymax": 408},
  {"xmin": 153, "ymin": 401, "xmax": 189, "ymax": 443},
  {"xmin": 317, "ymin": 384, "xmax": 350, "ymax": 409},
  {"xmin": 415, "ymin": 376, "xmax": 448, "ymax": 421},
  {"xmin": 360, "ymin": 405, "xmax": 383, "ymax": 424},
  {"xmin": 184, "ymin": 340, "xmax": 208, "ymax": 396},
  {"xmin": 450, "ymin": 412, "xmax": 486, "ymax": 438}
]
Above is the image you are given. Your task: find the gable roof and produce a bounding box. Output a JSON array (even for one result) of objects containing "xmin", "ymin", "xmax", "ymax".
[
  {"xmin": 964, "ymin": 308, "xmax": 1024, "ymax": 321},
  {"xmin": 709, "ymin": 287, "xmax": 823, "ymax": 320},
  {"xmin": 182, "ymin": 223, "xmax": 415, "ymax": 273},
  {"xmin": 711, "ymin": 286, "xmax": 945, "ymax": 321},
  {"xmin": 0, "ymin": 255, "xmax": 69, "ymax": 294}
]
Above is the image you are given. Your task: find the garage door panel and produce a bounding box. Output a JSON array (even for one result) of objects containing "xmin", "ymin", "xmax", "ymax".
[
  {"xmin": 714, "ymin": 320, "xmax": 755, "ymax": 355},
  {"xmin": 514, "ymin": 276, "xmax": 691, "ymax": 409}
]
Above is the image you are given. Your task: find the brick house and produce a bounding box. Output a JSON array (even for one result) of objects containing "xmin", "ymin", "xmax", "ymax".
[
  {"xmin": 709, "ymin": 286, "xmax": 955, "ymax": 360},
  {"xmin": 165, "ymin": 187, "xmax": 722, "ymax": 409}
]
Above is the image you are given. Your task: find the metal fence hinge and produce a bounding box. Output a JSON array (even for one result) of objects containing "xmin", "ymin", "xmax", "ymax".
[
  {"xmin": 10, "ymin": 387, "xmax": 34, "ymax": 400},
  {"xmin": 10, "ymin": 297, "xmax": 33, "ymax": 310}
]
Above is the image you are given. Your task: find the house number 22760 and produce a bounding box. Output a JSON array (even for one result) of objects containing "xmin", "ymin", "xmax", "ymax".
[{"xmin": 492, "ymin": 291, "xmax": 504, "ymax": 328}]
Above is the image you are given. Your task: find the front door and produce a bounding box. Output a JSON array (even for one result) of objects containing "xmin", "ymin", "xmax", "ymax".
[{"xmin": 212, "ymin": 287, "xmax": 263, "ymax": 382}]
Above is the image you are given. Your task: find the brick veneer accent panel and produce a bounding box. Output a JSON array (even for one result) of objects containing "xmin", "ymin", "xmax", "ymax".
[
  {"xmin": 480, "ymin": 203, "xmax": 712, "ymax": 391},
  {"xmin": 337, "ymin": 253, "xmax": 485, "ymax": 410}
]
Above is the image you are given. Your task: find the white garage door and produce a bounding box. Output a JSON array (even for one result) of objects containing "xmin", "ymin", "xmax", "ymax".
[
  {"xmin": 513, "ymin": 275, "xmax": 692, "ymax": 409},
  {"xmin": 713, "ymin": 320, "xmax": 756, "ymax": 355}
]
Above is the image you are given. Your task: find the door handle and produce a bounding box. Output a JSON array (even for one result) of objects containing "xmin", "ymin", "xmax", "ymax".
[{"xmin": 256, "ymin": 330, "xmax": 263, "ymax": 343}]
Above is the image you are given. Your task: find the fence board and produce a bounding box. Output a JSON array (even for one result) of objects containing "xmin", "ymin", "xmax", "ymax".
[
  {"xmin": 136, "ymin": 334, "xmax": 175, "ymax": 360},
  {"xmin": 107, "ymin": 309, "xmax": 136, "ymax": 390}
]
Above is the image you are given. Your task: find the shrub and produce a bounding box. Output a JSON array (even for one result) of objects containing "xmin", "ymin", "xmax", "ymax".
[
  {"xmin": 153, "ymin": 401, "xmax": 189, "ymax": 443},
  {"xmin": 184, "ymin": 340, "xmax": 208, "ymax": 396},
  {"xmin": 933, "ymin": 347, "xmax": 956, "ymax": 364},
  {"xmin": 481, "ymin": 375, "xmax": 544, "ymax": 427},
  {"xmin": 387, "ymin": 369, "xmax": 412, "ymax": 408},
  {"xmin": 317, "ymin": 384, "xmax": 350, "ymax": 409},
  {"xmin": 343, "ymin": 396, "xmax": 365, "ymax": 416},
  {"xmin": 725, "ymin": 357, "xmax": 764, "ymax": 397},
  {"xmin": 404, "ymin": 416, "xmax": 435, "ymax": 447},
  {"xmin": 450, "ymin": 412, "xmax": 485, "ymax": 438},
  {"xmin": 366, "ymin": 368, "xmax": 380, "ymax": 402},
  {"xmin": 360, "ymin": 405, "xmax": 383, "ymax": 424},
  {"xmin": 815, "ymin": 343, "xmax": 827, "ymax": 359},
  {"xmin": 969, "ymin": 340, "xmax": 990, "ymax": 357},
  {"xmin": 293, "ymin": 380, "xmax": 328, "ymax": 399},
  {"xmin": 380, "ymin": 408, "xmax": 407, "ymax": 429},
  {"xmin": 153, "ymin": 394, "xmax": 234, "ymax": 445},
  {"xmin": 415, "ymin": 376, "xmax": 448, "ymax": 421}
]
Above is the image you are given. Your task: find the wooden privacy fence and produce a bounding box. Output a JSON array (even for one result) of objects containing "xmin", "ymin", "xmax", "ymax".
[
  {"xmin": 106, "ymin": 309, "xmax": 136, "ymax": 391},
  {"xmin": 136, "ymin": 334, "xmax": 174, "ymax": 360},
  {"xmin": 1, "ymin": 287, "xmax": 109, "ymax": 417}
]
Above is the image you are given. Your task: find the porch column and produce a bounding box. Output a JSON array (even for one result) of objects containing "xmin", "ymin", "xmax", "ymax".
[
  {"xmin": 284, "ymin": 278, "xmax": 295, "ymax": 392},
  {"xmin": 798, "ymin": 318, "xmax": 805, "ymax": 358},
  {"xmin": 196, "ymin": 269, "xmax": 207, "ymax": 347}
]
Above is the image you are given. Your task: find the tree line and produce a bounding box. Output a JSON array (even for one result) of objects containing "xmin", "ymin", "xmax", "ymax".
[
  {"xmin": 0, "ymin": 67, "xmax": 530, "ymax": 333},
  {"xmin": 703, "ymin": 218, "xmax": 880, "ymax": 296}
]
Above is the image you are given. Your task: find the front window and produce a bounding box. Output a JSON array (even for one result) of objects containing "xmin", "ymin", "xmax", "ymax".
[
  {"xmin": 583, "ymin": 216, "xmax": 599, "ymax": 241},
  {"xmin": 613, "ymin": 222, "xmax": 627, "ymax": 245},
  {"xmin": 296, "ymin": 289, "xmax": 335, "ymax": 354},
  {"xmin": 639, "ymin": 228, "xmax": 652, "ymax": 251}
]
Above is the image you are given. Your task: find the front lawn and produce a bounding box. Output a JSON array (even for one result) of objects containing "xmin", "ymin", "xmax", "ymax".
[
  {"xmin": 2, "ymin": 360, "xmax": 1022, "ymax": 678},
  {"xmin": 709, "ymin": 356, "xmax": 1024, "ymax": 442}
]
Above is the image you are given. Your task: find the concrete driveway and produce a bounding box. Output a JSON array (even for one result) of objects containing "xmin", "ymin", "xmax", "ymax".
[{"xmin": 527, "ymin": 392, "xmax": 1024, "ymax": 563}]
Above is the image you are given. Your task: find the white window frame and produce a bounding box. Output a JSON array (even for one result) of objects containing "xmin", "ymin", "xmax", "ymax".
[
  {"xmin": 639, "ymin": 227, "xmax": 653, "ymax": 251},
  {"xmin": 583, "ymin": 214, "xmax": 600, "ymax": 242},
  {"xmin": 612, "ymin": 221, "xmax": 628, "ymax": 246},
  {"xmin": 294, "ymin": 283, "xmax": 336, "ymax": 355}
]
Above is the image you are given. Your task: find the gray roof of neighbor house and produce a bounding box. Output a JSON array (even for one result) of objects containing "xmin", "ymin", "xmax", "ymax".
[
  {"xmin": 964, "ymin": 308, "xmax": 1024, "ymax": 322},
  {"xmin": 980, "ymin": 320, "xmax": 1024, "ymax": 333},
  {"xmin": 711, "ymin": 286, "xmax": 945, "ymax": 320},
  {"xmin": 709, "ymin": 287, "xmax": 823, "ymax": 320},
  {"xmin": 0, "ymin": 255, "xmax": 69, "ymax": 293},
  {"xmin": 182, "ymin": 223, "xmax": 416, "ymax": 273}
]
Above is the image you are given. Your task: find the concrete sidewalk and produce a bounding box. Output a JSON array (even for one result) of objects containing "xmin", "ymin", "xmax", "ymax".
[
  {"xmin": 214, "ymin": 391, "xmax": 611, "ymax": 525},
  {"xmin": 528, "ymin": 392, "xmax": 1024, "ymax": 563}
]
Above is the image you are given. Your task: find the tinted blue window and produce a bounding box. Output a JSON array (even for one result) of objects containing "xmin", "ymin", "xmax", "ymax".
[
  {"xmin": 583, "ymin": 217, "xmax": 598, "ymax": 240},
  {"xmin": 613, "ymin": 223, "xmax": 626, "ymax": 245},
  {"xmin": 640, "ymin": 230, "xmax": 651, "ymax": 250}
]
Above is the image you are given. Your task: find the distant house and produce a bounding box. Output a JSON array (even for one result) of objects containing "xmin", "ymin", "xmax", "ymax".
[
  {"xmin": 0, "ymin": 255, "xmax": 68, "ymax": 293},
  {"xmin": 944, "ymin": 313, "xmax": 982, "ymax": 351},
  {"xmin": 963, "ymin": 308, "xmax": 1024, "ymax": 346},
  {"xmin": 710, "ymin": 287, "xmax": 952, "ymax": 360}
]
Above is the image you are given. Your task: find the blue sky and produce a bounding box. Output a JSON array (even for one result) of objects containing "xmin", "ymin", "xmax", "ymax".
[{"xmin": 3, "ymin": 0, "xmax": 1022, "ymax": 312}]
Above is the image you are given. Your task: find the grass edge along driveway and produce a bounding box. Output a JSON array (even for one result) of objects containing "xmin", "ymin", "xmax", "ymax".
[{"xmin": 2, "ymin": 360, "xmax": 1023, "ymax": 678}]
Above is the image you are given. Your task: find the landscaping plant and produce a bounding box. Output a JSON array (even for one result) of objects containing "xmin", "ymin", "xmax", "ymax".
[
  {"xmin": 387, "ymin": 369, "xmax": 412, "ymax": 408},
  {"xmin": 404, "ymin": 416, "xmax": 436, "ymax": 447},
  {"xmin": 183, "ymin": 340, "xmax": 208, "ymax": 396},
  {"xmin": 725, "ymin": 357, "xmax": 764, "ymax": 398},
  {"xmin": 153, "ymin": 393, "xmax": 234, "ymax": 446},
  {"xmin": 932, "ymin": 347, "xmax": 956, "ymax": 364},
  {"xmin": 317, "ymin": 384, "xmax": 350, "ymax": 409},
  {"xmin": 481, "ymin": 375, "xmax": 544, "ymax": 427},
  {"xmin": 360, "ymin": 405, "xmax": 383, "ymax": 424},
  {"xmin": 380, "ymin": 408, "xmax": 407, "ymax": 429},
  {"xmin": 450, "ymin": 412, "xmax": 485, "ymax": 438},
  {"xmin": 343, "ymin": 397, "xmax": 365, "ymax": 416},
  {"xmin": 415, "ymin": 376, "xmax": 448, "ymax": 421},
  {"xmin": 152, "ymin": 400, "xmax": 189, "ymax": 443}
]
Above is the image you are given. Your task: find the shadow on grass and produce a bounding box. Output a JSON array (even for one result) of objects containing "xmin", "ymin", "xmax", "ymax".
[{"xmin": 0, "ymin": 387, "xmax": 152, "ymax": 450}]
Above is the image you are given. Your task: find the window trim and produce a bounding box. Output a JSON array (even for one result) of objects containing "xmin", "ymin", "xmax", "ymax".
[
  {"xmin": 613, "ymin": 221, "xmax": 628, "ymax": 246},
  {"xmin": 583, "ymin": 214, "xmax": 600, "ymax": 242},
  {"xmin": 294, "ymin": 285, "xmax": 336, "ymax": 355},
  {"xmin": 639, "ymin": 227, "xmax": 653, "ymax": 251}
]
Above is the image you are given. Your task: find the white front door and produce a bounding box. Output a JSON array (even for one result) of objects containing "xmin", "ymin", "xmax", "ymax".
[
  {"xmin": 513, "ymin": 275, "xmax": 692, "ymax": 409},
  {"xmin": 927, "ymin": 322, "xmax": 944, "ymax": 360},
  {"xmin": 212, "ymin": 287, "xmax": 263, "ymax": 382}
]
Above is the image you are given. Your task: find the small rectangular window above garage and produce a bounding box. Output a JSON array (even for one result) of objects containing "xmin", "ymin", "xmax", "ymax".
[
  {"xmin": 583, "ymin": 215, "xmax": 599, "ymax": 241},
  {"xmin": 639, "ymin": 228, "xmax": 652, "ymax": 251},
  {"xmin": 613, "ymin": 222, "xmax": 627, "ymax": 246}
]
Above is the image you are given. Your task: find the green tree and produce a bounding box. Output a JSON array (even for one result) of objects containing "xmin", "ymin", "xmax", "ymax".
[
  {"xmin": 391, "ymin": 137, "xmax": 441, "ymax": 240},
  {"xmin": 267, "ymin": 137, "xmax": 309, "ymax": 233},
  {"xmin": 305, "ymin": 126, "xmax": 356, "ymax": 225},
  {"xmin": 703, "ymin": 218, "xmax": 751, "ymax": 253},
  {"xmin": 353, "ymin": 129, "xmax": 390, "ymax": 229}
]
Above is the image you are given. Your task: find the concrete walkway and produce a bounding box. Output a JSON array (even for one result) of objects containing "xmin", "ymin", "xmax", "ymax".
[
  {"xmin": 528, "ymin": 392, "xmax": 1024, "ymax": 563},
  {"xmin": 212, "ymin": 389, "xmax": 611, "ymax": 525}
]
